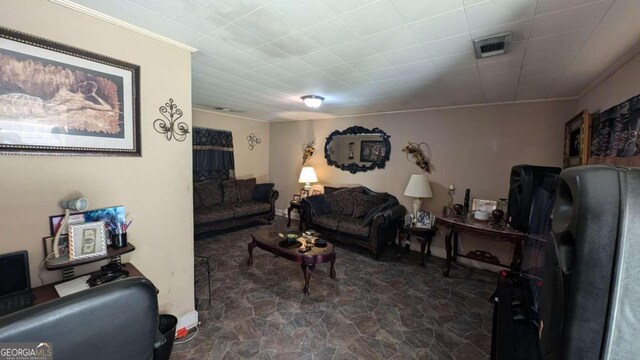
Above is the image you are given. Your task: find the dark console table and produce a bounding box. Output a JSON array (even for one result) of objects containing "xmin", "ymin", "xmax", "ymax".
[{"xmin": 436, "ymin": 214, "xmax": 526, "ymax": 277}]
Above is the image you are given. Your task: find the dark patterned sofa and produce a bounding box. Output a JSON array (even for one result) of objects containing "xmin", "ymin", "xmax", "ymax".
[
  {"xmin": 194, "ymin": 178, "xmax": 279, "ymax": 235},
  {"xmin": 300, "ymin": 186, "xmax": 406, "ymax": 259}
]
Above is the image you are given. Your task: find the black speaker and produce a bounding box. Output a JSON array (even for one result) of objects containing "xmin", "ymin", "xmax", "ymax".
[
  {"xmin": 539, "ymin": 165, "xmax": 640, "ymax": 360},
  {"xmin": 507, "ymin": 165, "xmax": 561, "ymax": 232}
]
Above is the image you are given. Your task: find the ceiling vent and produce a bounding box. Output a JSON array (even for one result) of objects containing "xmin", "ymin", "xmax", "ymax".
[{"xmin": 473, "ymin": 32, "xmax": 512, "ymax": 59}]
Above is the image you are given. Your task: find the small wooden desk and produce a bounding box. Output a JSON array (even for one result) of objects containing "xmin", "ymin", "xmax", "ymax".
[
  {"xmin": 32, "ymin": 263, "xmax": 144, "ymax": 306},
  {"xmin": 436, "ymin": 214, "xmax": 526, "ymax": 277}
]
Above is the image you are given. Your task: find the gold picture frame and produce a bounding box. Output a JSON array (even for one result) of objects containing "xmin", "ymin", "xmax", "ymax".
[{"xmin": 564, "ymin": 110, "xmax": 592, "ymax": 168}]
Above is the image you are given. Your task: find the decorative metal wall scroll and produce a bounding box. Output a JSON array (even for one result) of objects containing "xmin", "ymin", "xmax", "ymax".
[
  {"xmin": 247, "ymin": 133, "xmax": 261, "ymax": 150},
  {"xmin": 302, "ymin": 140, "xmax": 315, "ymax": 165},
  {"xmin": 402, "ymin": 142, "xmax": 431, "ymax": 172},
  {"xmin": 153, "ymin": 98, "xmax": 189, "ymax": 142}
]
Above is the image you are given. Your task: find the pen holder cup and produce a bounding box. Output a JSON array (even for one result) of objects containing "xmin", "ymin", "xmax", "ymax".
[{"xmin": 112, "ymin": 232, "xmax": 128, "ymax": 249}]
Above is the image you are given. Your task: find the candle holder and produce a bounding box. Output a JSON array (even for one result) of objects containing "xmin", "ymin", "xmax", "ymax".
[
  {"xmin": 447, "ymin": 188, "xmax": 456, "ymax": 209},
  {"xmin": 498, "ymin": 198, "xmax": 508, "ymax": 211}
]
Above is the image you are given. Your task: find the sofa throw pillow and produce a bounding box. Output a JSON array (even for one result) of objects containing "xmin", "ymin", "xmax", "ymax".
[
  {"xmin": 222, "ymin": 180, "xmax": 239, "ymax": 203},
  {"xmin": 194, "ymin": 180, "xmax": 223, "ymax": 208},
  {"xmin": 325, "ymin": 188, "xmax": 357, "ymax": 216},
  {"xmin": 236, "ymin": 178, "xmax": 256, "ymax": 203},
  {"xmin": 305, "ymin": 195, "xmax": 333, "ymax": 215},
  {"xmin": 252, "ymin": 183, "xmax": 274, "ymax": 202},
  {"xmin": 352, "ymin": 192, "xmax": 387, "ymax": 218}
]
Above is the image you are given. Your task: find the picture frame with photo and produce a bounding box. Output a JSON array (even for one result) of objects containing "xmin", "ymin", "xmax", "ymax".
[
  {"xmin": 415, "ymin": 211, "xmax": 432, "ymax": 228},
  {"xmin": 471, "ymin": 199, "xmax": 497, "ymax": 213},
  {"xmin": 84, "ymin": 205, "xmax": 125, "ymax": 235},
  {"xmin": 49, "ymin": 213, "xmax": 85, "ymax": 236},
  {"xmin": 312, "ymin": 190, "xmax": 322, "ymax": 195},
  {"xmin": 300, "ymin": 189, "xmax": 309, "ymax": 198},
  {"xmin": 360, "ymin": 140, "xmax": 387, "ymax": 162},
  {"xmin": 43, "ymin": 235, "xmax": 69, "ymax": 258},
  {"xmin": 563, "ymin": 110, "xmax": 592, "ymax": 168},
  {"xmin": 292, "ymin": 194, "xmax": 301, "ymax": 202},
  {"xmin": 68, "ymin": 221, "xmax": 107, "ymax": 260}
]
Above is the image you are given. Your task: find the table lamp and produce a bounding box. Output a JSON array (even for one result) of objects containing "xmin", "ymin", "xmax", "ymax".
[
  {"xmin": 404, "ymin": 174, "xmax": 433, "ymax": 217},
  {"xmin": 298, "ymin": 166, "xmax": 318, "ymax": 192},
  {"xmin": 53, "ymin": 197, "xmax": 89, "ymax": 258}
]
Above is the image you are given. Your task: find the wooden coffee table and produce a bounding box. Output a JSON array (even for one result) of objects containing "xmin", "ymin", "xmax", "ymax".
[{"xmin": 248, "ymin": 228, "xmax": 336, "ymax": 294}]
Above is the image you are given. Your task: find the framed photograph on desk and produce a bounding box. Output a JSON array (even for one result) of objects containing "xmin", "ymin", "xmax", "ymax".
[
  {"xmin": 43, "ymin": 235, "xmax": 69, "ymax": 258},
  {"xmin": 68, "ymin": 222, "xmax": 107, "ymax": 260}
]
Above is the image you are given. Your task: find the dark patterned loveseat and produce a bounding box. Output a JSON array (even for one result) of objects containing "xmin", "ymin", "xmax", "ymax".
[
  {"xmin": 300, "ymin": 186, "xmax": 406, "ymax": 259},
  {"xmin": 194, "ymin": 178, "xmax": 279, "ymax": 235}
]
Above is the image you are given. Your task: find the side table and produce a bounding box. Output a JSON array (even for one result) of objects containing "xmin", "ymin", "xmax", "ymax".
[
  {"xmin": 397, "ymin": 224, "xmax": 438, "ymax": 267},
  {"xmin": 287, "ymin": 200, "xmax": 302, "ymax": 231}
]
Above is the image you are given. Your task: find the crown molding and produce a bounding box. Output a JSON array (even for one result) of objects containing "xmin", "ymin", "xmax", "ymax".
[
  {"xmin": 578, "ymin": 42, "xmax": 640, "ymax": 99},
  {"xmin": 48, "ymin": 0, "xmax": 198, "ymax": 53}
]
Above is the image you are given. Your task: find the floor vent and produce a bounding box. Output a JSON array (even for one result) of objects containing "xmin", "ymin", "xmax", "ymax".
[{"xmin": 474, "ymin": 32, "xmax": 512, "ymax": 59}]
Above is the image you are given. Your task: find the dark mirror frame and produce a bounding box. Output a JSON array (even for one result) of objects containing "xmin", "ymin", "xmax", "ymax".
[{"xmin": 324, "ymin": 125, "xmax": 391, "ymax": 174}]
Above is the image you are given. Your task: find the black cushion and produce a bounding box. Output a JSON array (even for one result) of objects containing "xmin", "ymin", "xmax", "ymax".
[
  {"xmin": 0, "ymin": 277, "xmax": 158, "ymax": 360},
  {"xmin": 252, "ymin": 183, "xmax": 274, "ymax": 202},
  {"xmin": 305, "ymin": 195, "xmax": 333, "ymax": 215}
]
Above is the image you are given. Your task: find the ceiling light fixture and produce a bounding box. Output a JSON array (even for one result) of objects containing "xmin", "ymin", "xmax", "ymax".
[{"xmin": 301, "ymin": 95, "xmax": 325, "ymax": 108}]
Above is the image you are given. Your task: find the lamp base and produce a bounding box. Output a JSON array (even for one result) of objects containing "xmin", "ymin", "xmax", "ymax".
[
  {"xmin": 304, "ymin": 183, "xmax": 311, "ymax": 192},
  {"xmin": 413, "ymin": 198, "xmax": 422, "ymax": 218}
]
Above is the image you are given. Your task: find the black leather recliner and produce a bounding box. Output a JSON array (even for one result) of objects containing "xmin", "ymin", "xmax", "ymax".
[{"xmin": 0, "ymin": 277, "xmax": 159, "ymax": 360}]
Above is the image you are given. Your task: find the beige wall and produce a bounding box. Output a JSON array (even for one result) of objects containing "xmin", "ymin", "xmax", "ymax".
[
  {"xmin": 0, "ymin": 1, "xmax": 194, "ymax": 317},
  {"xmin": 578, "ymin": 52, "xmax": 640, "ymax": 113},
  {"xmin": 193, "ymin": 109, "xmax": 269, "ymax": 182},
  {"xmin": 270, "ymin": 100, "xmax": 577, "ymax": 262}
]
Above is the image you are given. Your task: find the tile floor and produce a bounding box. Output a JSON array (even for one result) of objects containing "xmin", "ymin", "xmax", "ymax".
[{"xmin": 173, "ymin": 218, "xmax": 495, "ymax": 359}]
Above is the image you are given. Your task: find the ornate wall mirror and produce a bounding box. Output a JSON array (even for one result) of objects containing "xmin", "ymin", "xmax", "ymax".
[{"xmin": 324, "ymin": 126, "xmax": 391, "ymax": 174}]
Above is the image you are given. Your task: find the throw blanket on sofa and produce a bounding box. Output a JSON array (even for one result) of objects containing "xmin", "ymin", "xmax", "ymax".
[{"xmin": 193, "ymin": 127, "xmax": 235, "ymax": 182}]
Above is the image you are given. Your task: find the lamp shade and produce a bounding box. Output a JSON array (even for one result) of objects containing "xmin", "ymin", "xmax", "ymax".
[
  {"xmin": 298, "ymin": 167, "xmax": 318, "ymax": 183},
  {"xmin": 404, "ymin": 174, "xmax": 433, "ymax": 198}
]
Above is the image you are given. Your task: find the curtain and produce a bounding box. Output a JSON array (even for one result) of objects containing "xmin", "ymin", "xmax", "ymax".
[
  {"xmin": 589, "ymin": 94, "xmax": 640, "ymax": 166},
  {"xmin": 193, "ymin": 127, "xmax": 235, "ymax": 183}
]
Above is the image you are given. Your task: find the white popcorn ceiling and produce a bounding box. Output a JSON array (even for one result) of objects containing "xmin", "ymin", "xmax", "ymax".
[{"xmin": 71, "ymin": 0, "xmax": 640, "ymax": 121}]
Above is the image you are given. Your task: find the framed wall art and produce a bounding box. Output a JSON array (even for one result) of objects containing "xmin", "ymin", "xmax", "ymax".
[
  {"xmin": 563, "ymin": 110, "xmax": 592, "ymax": 168},
  {"xmin": 68, "ymin": 221, "xmax": 107, "ymax": 260},
  {"xmin": 0, "ymin": 26, "xmax": 141, "ymax": 156},
  {"xmin": 360, "ymin": 140, "xmax": 387, "ymax": 162}
]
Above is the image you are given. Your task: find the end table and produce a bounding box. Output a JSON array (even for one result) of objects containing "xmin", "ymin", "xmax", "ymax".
[
  {"xmin": 287, "ymin": 200, "xmax": 302, "ymax": 231},
  {"xmin": 397, "ymin": 224, "xmax": 438, "ymax": 267}
]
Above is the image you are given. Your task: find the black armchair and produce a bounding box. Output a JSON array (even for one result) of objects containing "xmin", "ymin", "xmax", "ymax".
[{"xmin": 0, "ymin": 277, "xmax": 160, "ymax": 360}]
